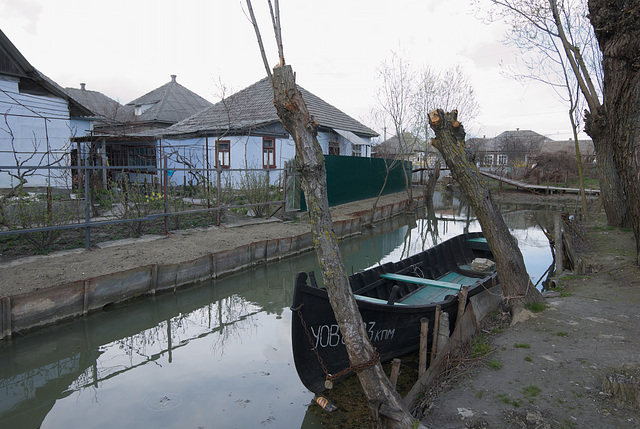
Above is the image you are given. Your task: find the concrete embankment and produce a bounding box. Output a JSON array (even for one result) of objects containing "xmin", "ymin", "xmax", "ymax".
[{"xmin": 0, "ymin": 195, "xmax": 421, "ymax": 340}]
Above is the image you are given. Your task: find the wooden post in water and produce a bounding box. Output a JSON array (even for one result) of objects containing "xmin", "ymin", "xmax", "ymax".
[
  {"xmin": 430, "ymin": 305, "xmax": 441, "ymax": 363},
  {"xmin": 419, "ymin": 318, "xmax": 429, "ymax": 378},
  {"xmin": 555, "ymin": 213, "xmax": 564, "ymax": 276},
  {"xmin": 389, "ymin": 358, "xmax": 402, "ymax": 388},
  {"xmin": 456, "ymin": 285, "xmax": 469, "ymax": 324}
]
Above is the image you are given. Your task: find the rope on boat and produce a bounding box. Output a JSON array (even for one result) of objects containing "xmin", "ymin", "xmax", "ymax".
[{"xmin": 292, "ymin": 303, "xmax": 380, "ymax": 389}]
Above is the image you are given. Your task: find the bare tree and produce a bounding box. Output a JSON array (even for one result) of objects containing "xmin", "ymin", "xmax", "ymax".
[{"xmin": 244, "ymin": 2, "xmax": 424, "ymax": 427}]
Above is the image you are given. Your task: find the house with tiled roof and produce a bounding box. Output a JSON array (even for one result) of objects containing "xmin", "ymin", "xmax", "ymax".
[
  {"xmin": 0, "ymin": 29, "xmax": 93, "ymax": 189},
  {"xmin": 472, "ymin": 129, "xmax": 552, "ymax": 170},
  {"xmin": 159, "ymin": 77, "xmax": 378, "ymax": 183},
  {"xmin": 68, "ymin": 75, "xmax": 212, "ymax": 186}
]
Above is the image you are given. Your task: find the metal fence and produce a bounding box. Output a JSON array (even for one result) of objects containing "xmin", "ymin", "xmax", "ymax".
[{"xmin": 0, "ymin": 159, "xmax": 289, "ymax": 253}]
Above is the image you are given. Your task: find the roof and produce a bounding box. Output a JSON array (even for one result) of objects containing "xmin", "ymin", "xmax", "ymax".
[
  {"xmin": 126, "ymin": 75, "xmax": 212, "ymax": 125},
  {"xmin": 65, "ymin": 84, "xmax": 134, "ymax": 124},
  {"xmin": 373, "ymin": 132, "xmax": 422, "ymax": 156},
  {"xmin": 162, "ymin": 77, "xmax": 378, "ymax": 138},
  {"xmin": 0, "ymin": 29, "xmax": 92, "ymax": 118},
  {"xmin": 476, "ymin": 129, "xmax": 552, "ymax": 152},
  {"xmin": 540, "ymin": 139, "xmax": 595, "ymax": 156}
]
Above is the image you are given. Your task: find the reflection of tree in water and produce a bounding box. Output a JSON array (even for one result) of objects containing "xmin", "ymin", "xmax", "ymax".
[{"xmin": 71, "ymin": 294, "xmax": 261, "ymax": 391}]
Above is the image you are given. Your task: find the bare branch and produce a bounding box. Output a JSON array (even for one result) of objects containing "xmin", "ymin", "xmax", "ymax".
[{"xmin": 245, "ymin": 0, "xmax": 273, "ymax": 82}]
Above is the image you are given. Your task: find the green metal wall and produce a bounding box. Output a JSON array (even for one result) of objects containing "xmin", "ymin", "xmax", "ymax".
[{"xmin": 300, "ymin": 155, "xmax": 412, "ymax": 211}]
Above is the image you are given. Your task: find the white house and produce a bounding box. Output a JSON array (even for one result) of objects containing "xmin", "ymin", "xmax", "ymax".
[
  {"xmin": 158, "ymin": 77, "xmax": 378, "ymax": 186},
  {"xmin": 0, "ymin": 30, "xmax": 92, "ymax": 190}
]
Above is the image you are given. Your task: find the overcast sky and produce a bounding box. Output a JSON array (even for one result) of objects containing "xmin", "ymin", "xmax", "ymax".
[{"xmin": 2, "ymin": 0, "xmax": 588, "ymax": 140}]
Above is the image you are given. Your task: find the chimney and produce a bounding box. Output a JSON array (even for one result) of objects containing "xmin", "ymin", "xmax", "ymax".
[
  {"xmin": 80, "ymin": 83, "xmax": 86, "ymax": 90},
  {"xmin": 171, "ymin": 75, "xmax": 177, "ymax": 82}
]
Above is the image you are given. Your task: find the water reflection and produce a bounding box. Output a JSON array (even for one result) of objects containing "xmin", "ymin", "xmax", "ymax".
[{"xmin": 0, "ymin": 194, "xmax": 556, "ymax": 429}]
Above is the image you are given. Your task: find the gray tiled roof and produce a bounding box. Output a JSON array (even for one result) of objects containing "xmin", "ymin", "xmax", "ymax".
[
  {"xmin": 65, "ymin": 86, "xmax": 134, "ymax": 123},
  {"xmin": 126, "ymin": 75, "xmax": 212, "ymax": 125},
  {"xmin": 163, "ymin": 77, "xmax": 378, "ymax": 138}
]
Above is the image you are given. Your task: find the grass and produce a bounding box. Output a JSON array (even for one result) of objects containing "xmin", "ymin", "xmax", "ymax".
[
  {"xmin": 526, "ymin": 302, "xmax": 548, "ymax": 313},
  {"xmin": 487, "ymin": 359, "xmax": 503, "ymax": 369},
  {"xmin": 471, "ymin": 334, "xmax": 493, "ymax": 358},
  {"xmin": 522, "ymin": 385, "xmax": 542, "ymax": 400},
  {"xmin": 556, "ymin": 331, "xmax": 569, "ymax": 337},
  {"xmin": 514, "ymin": 343, "xmax": 531, "ymax": 349},
  {"xmin": 524, "ymin": 356, "xmax": 533, "ymax": 362}
]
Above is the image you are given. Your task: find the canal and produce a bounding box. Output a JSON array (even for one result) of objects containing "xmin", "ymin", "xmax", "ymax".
[{"xmin": 0, "ymin": 196, "xmax": 558, "ymax": 428}]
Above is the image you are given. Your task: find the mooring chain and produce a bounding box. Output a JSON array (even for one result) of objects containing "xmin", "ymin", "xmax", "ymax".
[{"xmin": 292, "ymin": 303, "xmax": 381, "ymax": 389}]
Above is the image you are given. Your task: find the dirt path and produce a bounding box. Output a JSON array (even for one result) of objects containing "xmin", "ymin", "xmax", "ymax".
[{"xmin": 421, "ymin": 218, "xmax": 640, "ymax": 428}]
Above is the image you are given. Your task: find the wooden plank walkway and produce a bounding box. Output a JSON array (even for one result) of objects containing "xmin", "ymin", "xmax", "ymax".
[{"xmin": 480, "ymin": 171, "xmax": 600, "ymax": 195}]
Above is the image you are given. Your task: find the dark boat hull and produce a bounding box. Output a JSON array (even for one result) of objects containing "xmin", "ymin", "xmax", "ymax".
[{"xmin": 291, "ymin": 232, "xmax": 497, "ymax": 393}]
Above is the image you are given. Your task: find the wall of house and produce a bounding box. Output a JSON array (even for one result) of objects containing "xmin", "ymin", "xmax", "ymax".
[
  {"xmin": 0, "ymin": 77, "xmax": 79, "ymax": 190},
  {"xmin": 162, "ymin": 135, "xmax": 296, "ymax": 188},
  {"xmin": 162, "ymin": 130, "xmax": 373, "ymax": 189}
]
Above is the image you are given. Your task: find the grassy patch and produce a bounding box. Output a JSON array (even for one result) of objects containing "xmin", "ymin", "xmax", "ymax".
[
  {"xmin": 526, "ymin": 302, "xmax": 548, "ymax": 313},
  {"xmin": 524, "ymin": 356, "xmax": 533, "ymax": 362},
  {"xmin": 556, "ymin": 331, "xmax": 569, "ymax": 337},
  {"xmin": 514, "ymin": 343, "xmax": 531, "ymax": 349},
  {"xmin": 471, "ymin": 334, "xmax": 493, "ymax": 358},
  {"xmin": 487, "ymin": 359, "xmax": 503, "ymax": 370},
  {"xmin": 522, "ymin": 385, "xmax": 541, "ymax": 400}
]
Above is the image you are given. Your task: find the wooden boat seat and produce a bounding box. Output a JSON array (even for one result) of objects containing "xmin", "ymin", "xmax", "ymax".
[{"xmin": 379, "ymin": 273, "xmax": 461, "ymax": 290}]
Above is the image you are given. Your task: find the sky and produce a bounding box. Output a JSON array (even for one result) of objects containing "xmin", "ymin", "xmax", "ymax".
[{"xmin": 1, "ymin": 0, "xmax": 589, "ymax": 141}]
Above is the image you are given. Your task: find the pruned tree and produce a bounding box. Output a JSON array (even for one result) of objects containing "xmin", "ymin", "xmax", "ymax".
[
  {"xmin": 429, "ymin": 109, "xmax": 545, "ymax": 317},
  {"xmin": 588, "ymin": 0, "xmax": 640, "ymax": 264},
  {"xmin": 477, "ymin": 0, "xmax": 630, "ymax": 229},
  {"xmin": 244, "ymin": 2, "xmax": 425, "ymax": 427}
]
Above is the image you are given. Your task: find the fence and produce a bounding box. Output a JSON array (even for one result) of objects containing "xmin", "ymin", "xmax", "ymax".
[{"xmin": 0, "ymin": 157, "xmax": 289, "ymax": 256}]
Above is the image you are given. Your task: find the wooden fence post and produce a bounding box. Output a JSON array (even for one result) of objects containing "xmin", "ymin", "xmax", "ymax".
[{"xmin": 419, "ymin": 318, "xmax": 429, "ymax": 378}]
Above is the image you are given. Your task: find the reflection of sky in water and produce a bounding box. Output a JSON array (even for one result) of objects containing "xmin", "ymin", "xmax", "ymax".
[{"xmin": 2, "ymin": 206, "xmax": 554, "ymax": 429}]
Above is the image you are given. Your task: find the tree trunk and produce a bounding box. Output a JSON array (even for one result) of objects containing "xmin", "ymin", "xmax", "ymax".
[
  {"xmin": 429, "ymin": 109, "xmax": 544, "ymax": 312},
  {"xmin": 584, "ymin": 113, "xmax": 631, "ymax": 228},
  {"xmin": 588, "ymin": 0, "xmax": 640, "ymax": 265},
  {"xmin": 271, "ymin": 64, "xmax": 423, "ymax": 428}
]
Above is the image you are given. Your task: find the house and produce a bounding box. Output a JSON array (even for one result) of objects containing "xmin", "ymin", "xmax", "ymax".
[
  {"xmin": 0, "ymin": 30, "xmax": 93, "ymax": 190},
  {"xmin": 158, "ymin": 77, "xmax": 378, "ymax": 186},
  {"xmin": 372, "ymin": 132, "xmax": 421, "ymax": 160},
  {"xmin": 68, "ymin": 75, "xmax": 212, "ymax": 186},
  {"xmin": 472, "ymin": 129, "xmax": 552, "ymax": 170},
  {"xmin": 469, "ymin": 129, "xmax": 595, "ymax": 180}
]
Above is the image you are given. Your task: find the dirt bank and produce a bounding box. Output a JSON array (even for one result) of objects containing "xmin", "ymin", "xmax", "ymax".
[{"xmin": 419, "ymin": 210, "xmax": 640, "ymax": 428}]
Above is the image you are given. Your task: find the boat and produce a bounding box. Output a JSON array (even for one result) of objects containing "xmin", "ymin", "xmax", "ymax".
[{"xmin": 290, "ymin": 231, "xmax": 498, "ymax": 393}]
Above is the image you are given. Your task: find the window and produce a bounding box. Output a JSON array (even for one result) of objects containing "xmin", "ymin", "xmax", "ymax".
[
  {"xmin": 129, "ymin": 146, "xmax": 156, "ymax": 167},
  {"xmin": 328, "ymin": 141, "xmax": 340, "ymax": 155},
  {"xmin": 497, "ymin": 154, "xmax": 508, "ymax": 166},
  {"xmin": 263, "ymin": 137, "xmax": 276, "ymax": 168},
  {"xmin": 217, "ymin": 140, "xmax": 230, "ymax": 168},
  {"xmin": 352, "ymin": 144, "xmax": 363, "ymax": 157},
  {"xmin": 483, "ymin": 154, "xmax": 494, "ymax": 167}
]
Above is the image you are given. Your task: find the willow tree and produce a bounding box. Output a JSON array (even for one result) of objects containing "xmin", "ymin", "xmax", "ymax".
[
  {"xmin": 429, "ymin": 109, "xmax": 544, "ymax": 315},
  {"xmin": 244, "ymin": 1, "xmax": 424, "ymax": 427},
  {"xmin": 479, "ymin": 0, "xmax": 630, "ymax": 228},
  {"xmin": 588, "ymin": 0, "xmax": 640, "ymax": 265}
]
